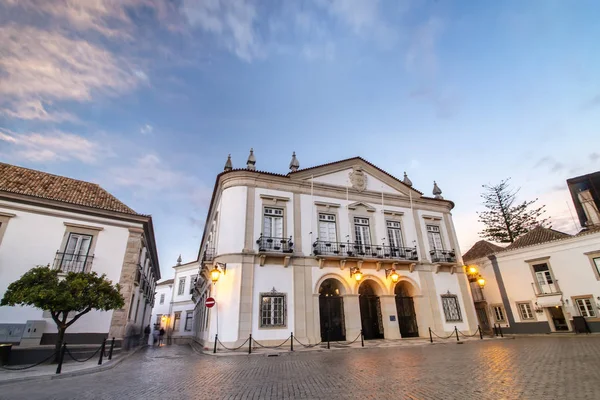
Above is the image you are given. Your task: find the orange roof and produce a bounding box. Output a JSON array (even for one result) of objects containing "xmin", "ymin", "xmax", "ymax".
[
  {"xmin": 505, "ymin": 226, "xmax": 571, "ymax": 250},
  {"xmin": 462, "ymin": 240, "xmax": 505, "ymax": 262},
  {"xmin": 0, "ymin": 162, "xmax": 138, "ymax": 215}
]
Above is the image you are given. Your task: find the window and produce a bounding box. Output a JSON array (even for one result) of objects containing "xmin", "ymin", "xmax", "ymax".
[
  {"xmin": 159, "ymin": 293, "xmax": 165, "ymax": 305},
  {"xmin": 156, "ymin": 314, "xmax": 162, "ymax": 326},
  {"xmin": 61, "ymin": 233, "xmax": 93, "ymax": 272},
  {"xmin": 517, "ymin": 302, "xmax": 535, "ymax": 320},
  {"xmin": 575, "ymin": 298, "xmax": 596, "ymax": 318},
  {"xmin": 441, "ymin": 295, "xmax": 462, "ymax": 322},
  {"xmin": 492, "ymin": 305, "xmax": 506, "ymax": 323},
  {"xmin": 387, "ymin": 220, "xmax": 403, "ymax": 248},
  {"xmin": 318, "ymin": 213, "xmax": 337, "ymax": 242},
  {"xmin": 353, "ymin": 217, "xmax": 371, "ymax": 245},
  {"xmin": 0, "ymin": 213, "xmax": 14, "ymax": 247},
  {"xmin": 184, "ymin": 311, "xmax": 193, "ymax": 331},
  {"xmin": 594, "ymin": 257, "xmax": 600, "ymax": 277},
  {"xmin": 128, "ymin": 294, "xmax": 136, "ymax": 320},
  {"xmin": 426, "ymin": 225, "xmax": 443, "ymax": 251},
  {"xmin": 260, "ymin": 292, "xmax": 286, "ymax": 327},
  {"xmin": 532, "ymin": 263, "xmax": 558, "ymax": 294},
  {"xmin": 173, "ymin": 311, "xmax": 181, "ymax": 332},
  {"xmin": 177, "ymin": 277, "xmax": 186, "ymax": 295},
  {"xmin": 263, "ymin": 207, "xmax": 284, "ymax": 238},
  {"xmin": 189, "ymin": 275, "xmax": 198, "ymax": 295}
]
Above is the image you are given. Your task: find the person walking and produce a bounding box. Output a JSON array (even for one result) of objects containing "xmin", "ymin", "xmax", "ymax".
[
  {"xmin": 152, "ymin": 326, "xmax": 160, "ymax": 347},
  {"xmin": 144, "ymin": 325, "xmax": 151, "ymax": 345},
  {"xmin": 159, "ymin": 327, "xmax": 165, "ymax": 346}
]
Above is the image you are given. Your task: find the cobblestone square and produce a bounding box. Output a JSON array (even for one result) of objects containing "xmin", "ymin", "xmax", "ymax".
[{"xmin": 2, "ymin": 337, "xmax": 600, "ymax": 400}]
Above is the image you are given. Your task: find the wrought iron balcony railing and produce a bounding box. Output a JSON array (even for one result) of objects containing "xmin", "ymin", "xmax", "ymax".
[
  {"xmin": 202, "ymin": 247, "xmax": 215, "ymax": 262},
  {"xmin": 52, "ymin": 252, "xmax": 94, "ymax": 273},
  {"xmin": 429, "ymin": 249, "xmax": 456, "ymax": 263},
  {"xmin": 257, "ymin": 235, "xmax": 294, "ymax": 253},
  {"xmin": 312, "ymin": 240, "xmax": 418, "ymax": 261},
  {"xmin": 532, "ymin": 280, "xmax": 561, "ymax": 296}
]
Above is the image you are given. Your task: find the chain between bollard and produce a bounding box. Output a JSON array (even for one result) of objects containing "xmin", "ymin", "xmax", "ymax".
[
  {"xmin": 0, "ymin": 350, "xmax": 57, "ymax": 371},
  {"xmin": 290, "ymin": 332, "xmax": 294, "ymax": 352}
]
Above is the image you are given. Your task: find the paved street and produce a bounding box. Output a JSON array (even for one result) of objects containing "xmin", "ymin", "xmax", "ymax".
[{"xmin": 2, "ymin": 337, "xmax": 600, "ymax": 400}]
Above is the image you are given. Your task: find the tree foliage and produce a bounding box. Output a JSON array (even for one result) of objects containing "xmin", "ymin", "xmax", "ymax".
[
  {"xmin": 477, "ymin": 178, "xmax": 549, "ymax": 243},
  {"xmin": 1, "ymin": 266, "xmax": 124, "ymax": 359}
]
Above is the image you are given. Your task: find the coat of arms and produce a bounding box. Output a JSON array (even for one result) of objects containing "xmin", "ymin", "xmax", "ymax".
[{"xmin": 349, "ymin": 166, "xmax": 367, "ymax": 192}]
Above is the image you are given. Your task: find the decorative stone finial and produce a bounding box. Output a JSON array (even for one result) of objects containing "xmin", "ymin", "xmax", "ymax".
[
  {"xmin": 224, "ymin": 154, "xmax": 232, "ymax": 171},
  {"xmin": 289, "ymin": 151, "xmax": 300, "ymax": 172},
  {"xmin": 176, "ymin": 254, "xmax": 182, "ymax": 266},
  {"xmin": 403, "ymin": 172, "xmax": 413, "ymax": 187},
  {"xmin": 433, "ymin": 181, "xmax": 443, "ymax": 199},
  {"xmin": 247, "ymin": 148, "xmax": 256, "ymax": 170}
]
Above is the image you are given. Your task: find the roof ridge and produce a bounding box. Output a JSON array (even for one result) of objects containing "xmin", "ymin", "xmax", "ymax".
[{"xmin": 0, "ymin": 161, "xmax": 103, "ymax": 187}]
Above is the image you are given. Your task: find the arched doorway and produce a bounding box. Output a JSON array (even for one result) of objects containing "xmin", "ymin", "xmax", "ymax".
[
  {"xmin": 395, "ymin": 281, "xmax": 419, "ymax": 338},
  {"xmin": 319, "ymin": 279, "xmax": 346, "ymax": 341},
  {"xmin": 359, "ymin": 280, "xmax": 384, "ymax": 340}
]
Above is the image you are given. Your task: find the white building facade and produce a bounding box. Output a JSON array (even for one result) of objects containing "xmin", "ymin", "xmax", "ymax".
[
  {"xmin": 0, "ymin": 163, "xmax": 160, "ymax": 348},
  {"xmin": 192, "ymin": 154, "xmax": 478, "ymax": 348},
  {"xmin": 150, "ymin": 260, "xmax": 199, "ymax": 344}
]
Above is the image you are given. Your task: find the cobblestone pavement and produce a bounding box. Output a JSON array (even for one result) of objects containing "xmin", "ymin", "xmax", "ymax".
[{"xmin": 2, "ymin": 336, "xmax": 600, "ymax": 400}]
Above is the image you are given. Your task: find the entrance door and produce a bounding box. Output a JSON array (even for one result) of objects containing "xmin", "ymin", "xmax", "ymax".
[
  {"xmin": 319, "ymin": 279, "xmax": 346, "ymax": 342},
  {"xmin": 359, "ymin": 281, "xmax": 384, "ymax": 340},
  {"xmin": 394, "ymin": 282, "xmax": 419, "ymax": 338},
  {"xmin": 548, "ymin": 306, "xmax": 569, "ymax": 331},
  {"xmin": 475, "ymin": 305, "xmax": 491, "ymax": 334}
]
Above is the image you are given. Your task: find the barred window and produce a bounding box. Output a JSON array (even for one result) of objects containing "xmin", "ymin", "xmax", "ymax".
[
  {"xmin": 441, "ymin": 294, "xmax": 462, "ymax": 322},
  {"xmin": 260, "ymin": 291, "xmax": 286, "ymax": 328}
]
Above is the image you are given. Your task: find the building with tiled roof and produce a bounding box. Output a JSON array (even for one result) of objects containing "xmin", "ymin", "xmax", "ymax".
[
  {"xmin": 504, "ymin": 226, "xmax": 571, "ymax": 251},
  {"xmin": 462, "ymin": 240, "xmax": 505, "ymax": 263},
  {"xmin": 0, "ymin": 162, "xmax": 160, "ymax": 355}
]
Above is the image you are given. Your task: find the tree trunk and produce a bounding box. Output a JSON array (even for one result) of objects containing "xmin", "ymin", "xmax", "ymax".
[{"xmin": 54, "ymin": 326, "xmax": 66, "ymax": 363}]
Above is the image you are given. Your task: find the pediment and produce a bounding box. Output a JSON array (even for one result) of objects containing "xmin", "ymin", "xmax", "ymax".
[
  {"xmin": 289, "ymin": 157, "xmax": 421, "ymax": 197},
  {"xmin": 347, "ymin": 202, "xmax": 376, "ymax": 212}
]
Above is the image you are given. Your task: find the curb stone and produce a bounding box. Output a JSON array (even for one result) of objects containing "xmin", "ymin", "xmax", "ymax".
[{"xmin": 0, "ymin": 345, "xmax": 146, "ymax": 387}]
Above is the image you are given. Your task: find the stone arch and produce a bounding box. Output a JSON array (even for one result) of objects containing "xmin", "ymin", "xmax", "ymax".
[
  {"xmin": 354, "ymin": 275, "xmax": 386, "ymax": 296},
  {"xmin": 314, "ymin": 273, "xmax": 350, "ymax": 295},
  {"xmin": 391, "ymin": 276, "xmax": 421, "ymax": 296}
]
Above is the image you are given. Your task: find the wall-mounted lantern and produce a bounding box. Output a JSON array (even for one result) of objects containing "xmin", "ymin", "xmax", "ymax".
[
  {"xmin": 350, "ymin": 267, "xmax": 363, "ymax": 282},
  {"xmin": 385, "ymin": 268, "xmax": 399, "ymax": 283},
  {"xmin": 210, "ymin": 262, "xmax": 227, "ymax": 283}
]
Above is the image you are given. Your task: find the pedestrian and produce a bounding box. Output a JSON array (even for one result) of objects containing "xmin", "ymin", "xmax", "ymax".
[
  {"xmin": 152, "ymin": 325, "xmax": 160, "ymax": 347},
  {"xmin": 144, "ymin": 324, "xmax": 151, "ymax": 345},
  {"xmin": 159, "ymin": 327, "xmax": 165, "ymax": 346}
]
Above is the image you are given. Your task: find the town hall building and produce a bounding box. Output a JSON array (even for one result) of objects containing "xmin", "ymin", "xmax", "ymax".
[{"xmin": 191, "ymin": 152, "xmax": 478, "ymax": 348}]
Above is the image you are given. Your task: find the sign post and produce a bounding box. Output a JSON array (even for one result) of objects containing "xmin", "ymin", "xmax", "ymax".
[{"xmin": 205, "ymin": 297, "xmax": 216, "ymax": 308}]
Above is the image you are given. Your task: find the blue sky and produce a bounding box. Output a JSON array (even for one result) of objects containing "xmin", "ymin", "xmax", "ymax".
[{"xmin": 1, "ymin": 0, "xmax": 599, "ymax": 279}]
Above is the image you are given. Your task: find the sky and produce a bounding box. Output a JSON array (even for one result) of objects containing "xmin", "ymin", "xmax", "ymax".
[{"xmin": 1, "ymin": 0, "xmax": 599, "ymax": 280}]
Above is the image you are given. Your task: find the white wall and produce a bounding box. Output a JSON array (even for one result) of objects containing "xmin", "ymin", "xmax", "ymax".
[
  {"xmin": 311, "ymin": 169, "xmax": 400, "ymax": 195},
  {"xmin": 150, "ymin": 283, "xmax": 173, "ymax": 327},
  {"xmin": 208, "ymin": 262, "xmax": 242, "ymax": 342},
  {"xmin": 0, "ymin": 202, "xmax": 136, "ymax": 334},
  {"xmin": 217, "ymin": 186, "xmax": 246, "ymax": 254},
  {"xmin": 251, "ymin": 264, "xmax": 294, "ymax": 340},
  {"xmin": 432, "ymin": 273, "xmax": 472, "ymax": 332}
]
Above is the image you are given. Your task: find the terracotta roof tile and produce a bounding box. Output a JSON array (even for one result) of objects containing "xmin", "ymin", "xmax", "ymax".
[
  {"xmin": 462, "ymin": 240, "xmax": 505, "ymax": 262},
  {"xmin": 504, "ymin": 226, "xmax": 571, "ymax": 250},
  {"xmin": 0, "ymin": 162, "xmax": 138, "ymax": 215}
]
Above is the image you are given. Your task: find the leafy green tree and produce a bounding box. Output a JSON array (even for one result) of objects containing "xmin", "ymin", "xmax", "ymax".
[
  {"xmin": 477, "ymin": 178, "xmax": 549, "ymax": 243},
  {"xmin": 1, "ymin": 267, "xmax": 124, "ymax": 361}
]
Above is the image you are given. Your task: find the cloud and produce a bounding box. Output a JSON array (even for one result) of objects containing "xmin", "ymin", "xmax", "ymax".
[
  {"xmin": 181, "ymin": 0, "xmax": 262, "ymax": 61},
  {"xmin": 140, "ymin": 124, "xmax": 154, "ymax": 135},
  {"xmin": 0, "ymin": 128, "xmax": 105, "ymax": 163},
  {"xmin": 590, "ymin": 152, "xmax": 600, "ymax": 163},
  {"xmin": 534, "ymin": 156, "xmax": 565, "ymax": 173},
  {"xmin": 0, "ymin": 24, "xmax": 145, "ymax": 121}
]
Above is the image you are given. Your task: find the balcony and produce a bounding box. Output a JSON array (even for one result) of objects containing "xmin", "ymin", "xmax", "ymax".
[
  {"xmin": 201, "ymin": 247, "xmax": 215, "ymax": 263},
  {"xmin": 52, "ymin": 252, "xmax": 94, "ymax": 273},
  {"xmin": 256, "ymin": 235, "xmax": 294, "ymax": 253},
  {"xmin": 429, "ymin": 249, "xmax": 456, "ymax": 264},
  {"xmin": 313, "ymin": 240, "xmax": 418, "ymax": 261},
  {"xmin": 532, "ymin": 280, "xmax": 562, "ymax": 296}
]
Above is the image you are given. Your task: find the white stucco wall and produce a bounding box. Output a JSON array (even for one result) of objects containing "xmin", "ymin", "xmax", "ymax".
[
  {"xmin": 217, "ymin": 186, "xmax": 247, "ymax": 254},
  {"xmin": 0, "ymin": 202, "xmax": 136, "ymax": 335},
  {"xmin": 431, "ymin": 273, "xmax": 472, "ymax": 332},
  {"xmin": 311, "ymin": 169, "xmax": 400, "ymax": 195},
  {"xmin": 150, "ymin": 283, "xmax": 173, "ymax": 327},
  {"xmin": 208, "ymin": 262, "xmax": 242, "ymax": 342},
  {"xmin": 251, "ymin": 264, "xmax": 294, "ymax": 340}
]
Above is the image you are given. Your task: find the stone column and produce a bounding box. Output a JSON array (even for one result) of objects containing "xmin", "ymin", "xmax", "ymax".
[
  {"xmin": 416, "ymin": 270, "xmax": 445, "ymax": 334},
  {"xmin": 293, "ymin": 260, "xmax": 308, "ymax": 342},
  {"xmin": 343, "ymin": 294, "xmax": 361, "ymax": 342},
  {"xmin": 109, "ymin": 228, "xmax": 143, "ymax": 343},
  {"xmin": 381, "ymin": 295, "xmax": 401, "ymax": 339},
  {"xmin": 237, "ymin": 255, "xmax": 255, "ymax": 344}
]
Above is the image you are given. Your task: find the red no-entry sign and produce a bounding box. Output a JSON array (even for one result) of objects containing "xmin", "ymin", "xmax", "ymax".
[{"xmin": 205, "ymin": 297, "xmax": 216, "ymax": 308}]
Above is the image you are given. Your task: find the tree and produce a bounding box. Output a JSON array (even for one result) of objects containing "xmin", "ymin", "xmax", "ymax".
[
  {"xmin": 477, "ymin": 178, "xmax": 549, "ymax": 243},
  {"xmin": 1, "ymin": 266, "xmax": 124, "ymax": 361}
]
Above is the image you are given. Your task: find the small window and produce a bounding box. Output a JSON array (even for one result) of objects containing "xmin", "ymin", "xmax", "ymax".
[
  {"xmin": 575, "ymin": 298, "xmax": 596, "ymax": 318},
  {"xmin": 441, "ymin": 294, "xmax": 462, "ymax": 322},
  {"xmin": 159, "ymin": 293, "xmax": 165, "ymax": 305},
  {"xmin": 260, "ymin": 292, "xmax": 286, "ymax": 327},
  {"xmin": 177, "ymin": 277, "xmax": 186, "ymax": 295},
  {"xmin": 517, "ymin": 302, "xmax": 534, "ymax": 320},
  {"xmin": 189, "ymin": 275, "xmax": 198, "ymax": 295},
  {"xmin": 184, "ymin": 311, "xmax": 193, "ymax": 331},
  {"xmin": 173, "ymin": 311, "xmax": 181, "ymax": 332},
  {"xmin": 492, "ymin": 305, "xmax": 506, "ymax": 323}
]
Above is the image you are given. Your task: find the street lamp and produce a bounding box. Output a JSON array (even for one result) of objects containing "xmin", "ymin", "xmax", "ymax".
[
  {"xmin": 385, "ymin": 268, "xmax": 399, "ymax": 282},
  {"xmin": 350, "ymin": 267, "xmax": 363, "ymax": 282},
  {"xmin": 477, "ymin": 277, "xmax": 486, "ymax": 288},
  {"xmin": 210, "ymin": 262, "xmax": 227, "ymax": 283}
]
